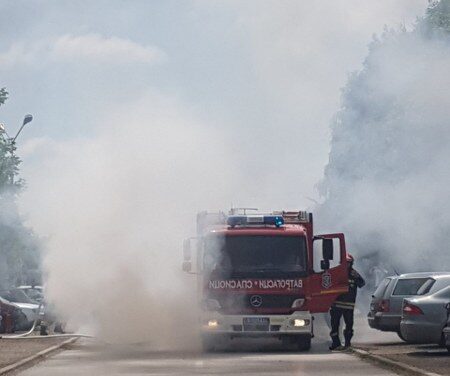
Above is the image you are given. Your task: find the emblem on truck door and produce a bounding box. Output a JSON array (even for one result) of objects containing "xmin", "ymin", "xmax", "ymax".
[
  {"xmin": 250, "ymin": 295, "xmax": 263, "ymax": 307},
  {"xmin": 322, "ymin": 272, "xmax": 332, "ymax": 289}
]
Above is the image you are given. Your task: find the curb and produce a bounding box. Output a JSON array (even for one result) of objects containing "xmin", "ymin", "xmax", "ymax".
[
  {"xmin": 351, "ymin": 347, "xmax": 442, "ymax": 376},
  {"xmin": 0, "ymin": 337, "xmax": 78, "ymax": 375}
]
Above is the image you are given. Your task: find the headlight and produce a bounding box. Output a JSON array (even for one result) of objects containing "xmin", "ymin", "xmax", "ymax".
[
  {"xmin": 207, "ymin": 319, "xmax": 219, "ymax": 328},
  {"xmin": 291, "ymin": 318, "xmax": 310, "ymax": 327},
  {"xmin": 202, "ymin": 299, "xmax": 221, "ymax": 311}
]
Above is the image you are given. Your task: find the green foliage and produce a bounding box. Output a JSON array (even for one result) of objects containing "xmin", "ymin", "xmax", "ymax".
[
  {"xmin": 0, "ymin": 87, "xmax": 41, "ymax": 289},
  {"xmin": 423, "ymin": 0, "xmax": 450, "ymax": 35},
  {"xmin": 0, "ymin": 137, "xmax": 24, "ymax": 195},
  {"xmin": 318, "ymin": 0, "xmax": 450, "ymax": 273},
  {"xmin": 0, "ymin": 88, "xmax": 7, "ymax": 106}
]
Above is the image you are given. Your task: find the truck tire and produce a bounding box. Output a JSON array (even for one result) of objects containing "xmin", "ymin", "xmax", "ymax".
[
  {"xmin": 297, "ymin": 335, "xmax": 312, "ymax": 351},
  {"xmin": 201, "ymin": 335, "xmax": 217, "ymax": 353}
]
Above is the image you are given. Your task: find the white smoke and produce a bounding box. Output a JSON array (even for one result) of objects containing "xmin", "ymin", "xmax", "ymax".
[
  {"xmin": 19, "ymin": 91, "xmax": 237, "ymax": 346},
  {"xmin": 318, "ymin": 4, "xmax": 450, "ymax": 276}
]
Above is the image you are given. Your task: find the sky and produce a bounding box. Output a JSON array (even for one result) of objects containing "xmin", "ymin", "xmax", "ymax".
[{"xmin": 0, "ymin": 0, "xmax": 428, "ymax": 210}]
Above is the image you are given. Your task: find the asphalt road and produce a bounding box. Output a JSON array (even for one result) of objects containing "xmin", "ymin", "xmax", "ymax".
[{"xmin": 19, "ymin": 337, "xmax": 398, "ymax": 376}]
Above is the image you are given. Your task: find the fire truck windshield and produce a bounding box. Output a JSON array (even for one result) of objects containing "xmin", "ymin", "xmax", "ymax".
[{"xmin": 204, "ymin": 235, "xmax": 307, "ymax": 277}]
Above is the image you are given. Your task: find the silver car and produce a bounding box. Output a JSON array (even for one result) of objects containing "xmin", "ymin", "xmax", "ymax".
[
  {"xmin": 400, "ymin": 285, "xmax": 450, "ymax": 344},
  {"xmin": 443, "ymin": 303, "xmax": 450, "ymax": 352},
  {"xmin": 368, "ymin": 272, "xmax": 450, "ymax": 340}
]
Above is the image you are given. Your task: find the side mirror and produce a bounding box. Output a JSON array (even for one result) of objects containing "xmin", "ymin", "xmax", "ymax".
[
  {"xmin": 320, "ymin": 259, "xmax": 330, "ymax": 271},
  {"xmin": 183, "ymin": 239, "xmax": 191, "ymax": 261},
  {"xmin": 182, "ymin": 261, "xmax": 192, "ymax": 273},
  {"xmin": 322, "ymin": 238, "xmax": 334, "ymax": 260},
  {"xmin": 445, "ymin": 302, "xmax": 450, "ymax": 312}
]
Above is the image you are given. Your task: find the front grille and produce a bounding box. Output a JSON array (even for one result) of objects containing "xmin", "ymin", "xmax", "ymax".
[{"xmin": 216, "ymin": 294, "xmax": 299, "ymax": 311}]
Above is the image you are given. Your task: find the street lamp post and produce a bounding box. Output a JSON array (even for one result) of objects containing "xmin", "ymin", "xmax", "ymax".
[
  {"xmin": 12, "ymin": 114, "xmax": 33, "ymax": 142},
  {"xmin": 0, "ymin": 114, "xmax": 34, "ymax": 185}
]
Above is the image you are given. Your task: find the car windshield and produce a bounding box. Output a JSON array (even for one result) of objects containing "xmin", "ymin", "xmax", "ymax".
[
  {"xmin": 1, "ymin": 289, "xmax": 36, "ymax": 304},
  {"xmin": 204, "ymin": 235, "xmax": 307, "ymax": 276},
  {"xmin": 393, "ymin": 278, "xmax": 434, "ymax": 296},
  {"xmin": 22, "ymin": 289, "xmax": 44, "ymax": 301}
]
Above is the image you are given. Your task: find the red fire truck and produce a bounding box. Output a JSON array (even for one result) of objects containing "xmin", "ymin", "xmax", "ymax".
[{"xmin": 182, "ymin": 209, "xmax": 350, "ymax": 351}]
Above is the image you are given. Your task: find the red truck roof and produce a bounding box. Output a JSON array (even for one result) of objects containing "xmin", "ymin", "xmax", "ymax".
[{"xmin": 210, "ymin": 224, "xmax": 307, "ymax": 237}]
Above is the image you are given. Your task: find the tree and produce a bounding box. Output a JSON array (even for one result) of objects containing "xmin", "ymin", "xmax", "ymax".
[
  {"xmin": 0, "ymin": 88, "xmax": 7, "ymax": 106},
  {"xmin": 0, "ymin": 88, "xmax": 41, "ymax": 288},
  {"xmin": 425, "ymin": 0, "xmax": 450, "ymax": 34},
  {"xmin": 317, "ymin": 0, "xmax": 450, "ymax": 277}
]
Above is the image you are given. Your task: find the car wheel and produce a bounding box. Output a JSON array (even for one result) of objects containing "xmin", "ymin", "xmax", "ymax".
[
  {"xmin": 397, "ymin": 330, "xmax": 406, "ymax": 342},
  {"xmin": 14, "ymin": 312, "xmax": 28, "ymax": 332}
]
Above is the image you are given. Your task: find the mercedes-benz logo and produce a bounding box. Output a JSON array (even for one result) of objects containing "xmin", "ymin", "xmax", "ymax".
[{"xmin": 250, "ymin": 295, "xmax": 263, "ymax": 308}]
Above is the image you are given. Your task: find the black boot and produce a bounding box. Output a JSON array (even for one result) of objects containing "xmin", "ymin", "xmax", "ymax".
[
  {"xmin": 329, "ymin": 335, "xmax": 342, "ymax": 350},
  {"xmin": 344, "ymin": 330, "xmax": 353, "ymax": 348}
]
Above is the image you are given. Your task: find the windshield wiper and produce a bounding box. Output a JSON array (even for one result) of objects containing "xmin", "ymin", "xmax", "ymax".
[
  {"xmin": 221, "ymin": 266, "xmax": 304, "ymax": 275},
  {"xmin": 244, "ymin": 267, "xmax": 294, "ymax": 273}
]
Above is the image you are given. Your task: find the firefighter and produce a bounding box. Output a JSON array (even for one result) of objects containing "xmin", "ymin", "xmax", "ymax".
[{"xmin": 329, "ymin": 253, "xmax": 365, "ymax": 350}]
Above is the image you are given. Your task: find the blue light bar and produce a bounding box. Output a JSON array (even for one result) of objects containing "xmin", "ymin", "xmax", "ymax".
[
  {"xmin": 227, "ymin": 215, "xmax": 284, "ymax": 227},
  {"xmin": 264, "ymin": 215, "xmax": 285, "ymax": 227}
]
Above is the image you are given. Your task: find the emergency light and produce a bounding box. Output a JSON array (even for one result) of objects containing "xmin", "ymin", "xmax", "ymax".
[{"xmin": 227, "ymin": 215, "xmax": 284, "ymax": 228}]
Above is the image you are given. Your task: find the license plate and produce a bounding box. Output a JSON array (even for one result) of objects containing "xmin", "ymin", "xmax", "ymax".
[{"xmin": 243, "ymin": 317, "xmax": 270, "ymax": 325}]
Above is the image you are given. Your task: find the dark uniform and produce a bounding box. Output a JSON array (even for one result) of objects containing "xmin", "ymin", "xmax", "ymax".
[{"xmin": 329, "ymin": 261, "xmax": 365, "ymax": 350}]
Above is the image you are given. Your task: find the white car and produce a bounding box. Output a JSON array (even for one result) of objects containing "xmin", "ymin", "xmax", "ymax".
[
  {"xmin": 0, "ymin": 289, "xmax": 41, "ymax": 330},
  {"xmin": 13, "ymin": 302, "xmax": 40, "ymax": 325}
]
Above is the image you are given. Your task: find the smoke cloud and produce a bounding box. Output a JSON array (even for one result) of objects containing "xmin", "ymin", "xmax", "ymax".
[
  {"xmin": 318, "ymin": 2, "xmax": 450, "ymax": 278},
  {"xmin": 19, "ymin": 91, "xmax": 237, "ymax": 347}
]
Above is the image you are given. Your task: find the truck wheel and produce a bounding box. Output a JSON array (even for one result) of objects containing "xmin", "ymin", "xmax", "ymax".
[
  {"xmin": 297, "ymin": 335, "xmax": 312, "ymax": 351},
  {"xmin": 201, "ymin": 335, "xmax": 216, "ymax": 353}
]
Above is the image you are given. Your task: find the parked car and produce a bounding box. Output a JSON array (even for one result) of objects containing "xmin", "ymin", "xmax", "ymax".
[
  {"xmin": 16, "ymin": 285, "xmax": 44, "ymax": 303},
  {"xmin": 442, "ymin": 303, "xmax": 450, "ymax": 352},
  {"xmin": 368, "ymin": 272, "xmax": 450, "ymax": 340},
  {"xmin": 0, "ymin": 297, "xmax": 28, "ymax": 333},
  {"xmin": 0, "ymin": 289, "xmax": 40, "ymax": 330},
  {"xmin": 400, "ymin": 285, "xmax": 450, "ymax": 344}
]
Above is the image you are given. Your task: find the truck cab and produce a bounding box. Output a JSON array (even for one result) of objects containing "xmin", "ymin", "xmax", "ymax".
[{"xmin": 182, "ymin": 209, "xmax": 349, "ymax": 351}]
